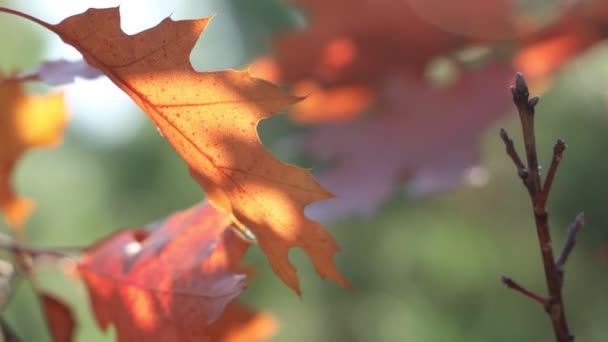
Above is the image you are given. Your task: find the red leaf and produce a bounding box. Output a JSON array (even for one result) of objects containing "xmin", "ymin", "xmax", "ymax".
[
  {"xmin": 514, "ymin": 3, "xmax": 608, "ymax": 80},
  {"xmin": 274, "ymin": 0, "xmax": 515, "ymax": 85},
  {"xmin": 304, "ymin": 65, "xmax": 514, "ymax": 220},
  {"xmin": 40, "ymin": 293, "xmax": 75, "ymax": 342},
  {"xmin": 79, "ymin": 202, "xmax": 250, "ymax": 342}
]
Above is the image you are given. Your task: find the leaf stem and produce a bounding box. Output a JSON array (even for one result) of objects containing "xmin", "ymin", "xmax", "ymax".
[{"xmin": 0, "ymin": 7, "xmax": 55, "ymax": 32}]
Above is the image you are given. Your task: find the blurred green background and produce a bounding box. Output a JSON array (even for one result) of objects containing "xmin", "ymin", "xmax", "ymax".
[{"xmin": 1, "ymin": 0, "xmax": 607, "ymax": 341}]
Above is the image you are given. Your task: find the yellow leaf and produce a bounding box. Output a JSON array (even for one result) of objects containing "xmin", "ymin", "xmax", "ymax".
[{"xmin": 0, "ymin": 80, "xmax": 67, "ymax": 228}]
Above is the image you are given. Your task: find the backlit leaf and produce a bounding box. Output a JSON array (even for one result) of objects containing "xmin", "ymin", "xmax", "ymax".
[
  {"xmin": 0, "ymin": 79, "xmax": 67, "ymax": 228},
  {"xmin": 0, "ymin": 5, "xmax": 348, "ymax": 293},
  {"xmin": 79, "ymin": 202, "xmax": 250, "ymax": 341}
]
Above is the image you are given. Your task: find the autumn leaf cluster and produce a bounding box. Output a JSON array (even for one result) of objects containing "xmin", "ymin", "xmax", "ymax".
[{"xmin": 0, "ymin": 4, "xmax": 339, "ymax": 341}]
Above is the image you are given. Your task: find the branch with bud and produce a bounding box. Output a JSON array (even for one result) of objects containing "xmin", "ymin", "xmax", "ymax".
[{"xmin": 499, "ymin": 72, "xmax": 583, "ymax": 342}]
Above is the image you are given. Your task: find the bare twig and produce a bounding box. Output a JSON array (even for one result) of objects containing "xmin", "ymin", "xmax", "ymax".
[
  {"xmin": 556, "ymin": 212, "xmax": 585, "ymax": 283},
  {"xmin": 0, "ymin": 318, "xmax": 22, "ymax": 342},
  {"xmin": 501, "ymin": 72, "xmax": 576, "ymax": 342},
  {"xmin": 536, "ymin": 140, "xmax": 567, "ymax": 215},
  {"xmin": 0, "ymin": 234, "xmax": 71, "ymax": 261},
  {"xmin": 511, "ymin": 75, "xmax": 541, "ymax": 194},
  {"xmin": 500, "ymin": 128, "xmax": 532, "ymax": 196},
  {"xmin": 501, "ymin": 276, "xmax": 548, "ymax": 306}
]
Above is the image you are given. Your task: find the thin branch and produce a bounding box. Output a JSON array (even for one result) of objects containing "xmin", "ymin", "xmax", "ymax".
[
  {"xmin": 536, "ymin": 139, "xmax": 567, "ymax": 215},
  {"xmin": 500, "ymin": 128, "xmax": 532, "ymax": 196},
  {"xmin": 502, "ymin": 72, "xmax": 574, "ymax": 342},
  {"xmin": 0, "ymin": 318, "xmax": 22, "ymax": 342},
  {"xmin": 501, "ymin": 276, "xmax": 548, "ymax": 307},
  {"xmin": 0, "ymin": 234, "xmax": 71, "ymax": 260},
  {"xmin": 511, "ymin": 73, "xmax": 542, "ymax": 194},
  {"xmin": 556, "ymin": 212, "xmax": 585, "ymax": 282}
]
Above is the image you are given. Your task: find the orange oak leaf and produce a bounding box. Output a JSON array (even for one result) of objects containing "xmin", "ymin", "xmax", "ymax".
[
  {"xmin": 208, "ymin": 303, "xmax": 277, "ymax": 342},
  {"xmin": 0, "ymin": 6, "xmax": 348, "ymax": 293},
  {"xmin": 0, "ymin": 79, "xmax": 67, "ymax": 228},
  {"xmin": 79, "ymin": 202, "xmax": 251, "ymax": 342},
  {"xmin": 40, "ymin": 292, "xmax": 75, "ymax": 342}
]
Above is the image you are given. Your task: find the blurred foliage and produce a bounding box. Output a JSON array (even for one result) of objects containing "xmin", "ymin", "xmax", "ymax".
[{"xmin": 0, "ymin": 0, "xmax": 607, "ymax": 341}]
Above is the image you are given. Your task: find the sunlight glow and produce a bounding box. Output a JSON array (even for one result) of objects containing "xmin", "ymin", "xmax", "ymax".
[{"xmin": 24, "ymin": 0, "xmax": 244, "ymax": 144}]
